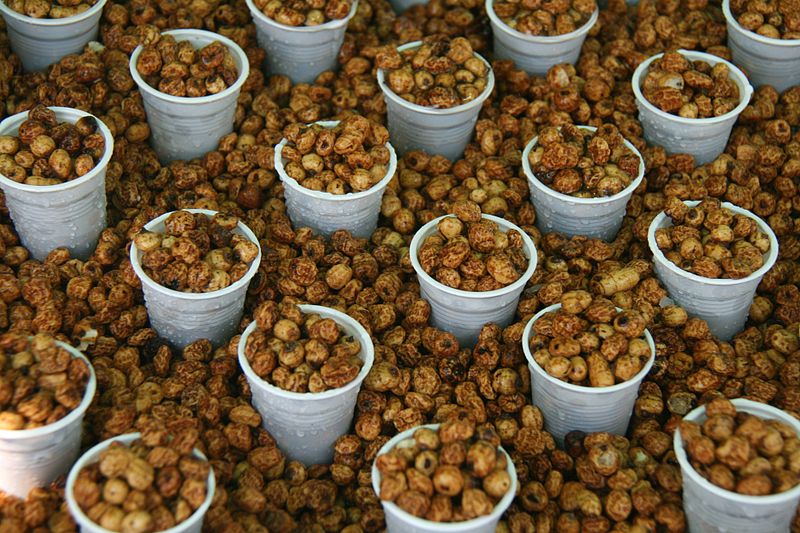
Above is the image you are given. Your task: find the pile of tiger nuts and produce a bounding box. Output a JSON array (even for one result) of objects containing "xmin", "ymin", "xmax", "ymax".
[
  {"xmin": 243, "ymin": 301, "xmax": 364, "ymax": 392},
  {"xmin": 135, "ymin": 36, "xmax": 239, "ymax": 98},
  {"xmin": 492, "ymin": 0, "xmax": 597, "ymax": 36},
  {"xmin": 377, "ymin": 36, "xmax": 490, "ymax": 108},
  {"xmin": 529, "ymin": 290, "xmax": 651, "ymax": 386},
  {"xmin": 376, "ymin": 420, "xmax": 512, "ymax": 521},
  {"xmin": 730, "ymin": 0, "xmax": 800, "ymax": 39},
  {"xmin": 527, "ymin": 124, "xmax": 641, "ymax": 197},
  {"xmin": 134, "ymin": 210, "xmax": 259, "ymax": 293},
  {"xmin": 3, "ymin": 0, "xmax": 97, "ymax": 18},
  {"xmin": 680, "ymin": 398, "xmax": 800, "ymax": 495},
  {"xmin": 253, "ymin": 0, "xmax": 352, "ymax": 26},
  {"xmin": 72, "ymin": 436, "xmax": 210, "ymax": 531},
  {"xmin": 640, "ymin": 51, "xmax": 742, "ymax": 118},
  {"xmin": 417, "ymin": 202, "xmax": 528, "ymax": 291},
  {"xmin": 0, "ymin": 332, "xmax": 90, "ymax": 430},
  {"xmin": 0, "ymin": 105, "xmax": 104, "ymax": 185},
  {"xmin": 280, "ymin": 115, "xmax": 392, "ymax": 194},
  {"xmin": 654, "ymin": 198, "xmax": 771, "ymax": 279}
]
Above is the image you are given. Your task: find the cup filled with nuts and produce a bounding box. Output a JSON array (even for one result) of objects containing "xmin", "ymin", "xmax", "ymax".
[
  {"xmin": 674, "ymin": 398, "xmax": 800, "ymax": 533},
  {"xmin": 129, "ymin": 209, "xmax": 262, "ymax": 349},
  {"xmin": 0, "ymin": 332, "xmax": 96, "ymax": 498},
  {"xmin": 238, "ymin": 302, "xmax": 374, "ymax": 465},
  {"xmin": 371, "ymin": 422, "xmax": 517, "ymax": 533},
  {"xmin": 245, "ymin": 0, "xmax": 357, "ymax": 84},
  {"xmin": 0, "ymin": 0, "xmax": 106, "ymax": 72},
  {"xmin": 65, "ymin": 432, "xmax": 215, "ymax": 533},
  {"xmin": 409, "ymin": 208, "xmax": 537, "ymax": 346},
  {"xmin": 129, "ymin": 29, "xmax": 249, "ymax": 163},
  {"xmin": 0, "ymin": 105, "xmax": 114, "ymax": 261},
  {"xmin": 273, "ymin": 117, "xmax": 398, "ymax": 239},
  {"xmin": 521, "ymin": 124, "xmax": 645, "ymax": 241},
  {"xmin": 647, "ymin": 199, "xmax": 778, "ymax": 341},
  {"xmin": 632, "ymin": 49, "xmax": 753, "ymax": 166},
  {"xmin": 375, "ymin": 37, "xmax": 495, "ymax": 161},
  {"xmin": 521, "ymin": 293, "xmax": 656, "ymax": 444},
  {"xmin": 485, "ymin": 0, "xmax": 599, "ymax": 76},
  {"xmin": 723, "ymin": 0, "xmax": 800, "ymax": 93}
]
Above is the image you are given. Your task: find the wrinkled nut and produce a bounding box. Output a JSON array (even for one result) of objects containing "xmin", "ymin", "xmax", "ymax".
[
  {"xmin": 5, "ymin": 0, "xmax": 98, "ymax": 18},
  {"xmin": 377, "ymin": 36, "xmax": 490, "ymax": 108},
  {"xmin": 493, "ymin": 0, "xmax": 597, "ymax": 36},
  {"xmin": 730, "ymin": 0, "xmax": 800, "ymax": 39},
  {"xmin": 528, "ymin": 123, "xmax": 640, "ymax": 198},
  {"xmin": 252, "ymin": 0, "xmax": 352, "ymax": 26},
  {"xmin": 134, "ymin": 210, "xmax": 258, "ymax": 293},
  {"xmin": 280, "ymin": 115, "xmax": 391, "ymax": 194},
  {"xmin": 682, "ymin": 398, "xmax": 799, "ymax": 495}
]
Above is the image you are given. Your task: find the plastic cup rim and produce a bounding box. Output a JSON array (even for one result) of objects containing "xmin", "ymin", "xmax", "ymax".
[
  {"xmin": 376, "ymin": 41, "xmax": 495, "ymax": 116},
  {"xmin": 485, "ymin": 0, "xmax": 599, "ymax": 44},
  {"xmin": 129, "ymin": 208, "xmax": 262, "ymax": 300},
  {"xmin": 274, "ymin": 120, "xmax": 398, "ymax": 201},
  {"xmin": 245, "ymin": 0, "xmax": 359, "ymax": 33},
  {"xmin": 129, "ymin": 29, "xmax": 250, "ymax": 106},
  {"xmin": 631, "ymin": 49, "xmax": 754, "ymax": 125},
  {"xmin": 674, "ymin": 398, "xmax": 800, "ymax": 505},
  {"xmin": 371, "ymin": 422, "xmax": 518, "ymax": 530},
  {"xmin": 646, "ymin": 200, "xmax": 779, "ymax": 286},
  {"xmin": 65, "ymin": 432, "xmax": 216, "ymax": 533},
  {"xmin": 520, "ymin": 125, "xmax": 646, "ymax": 205},
  {"xmin": 0, "ymin": 0, "xmax": 106, "ymax": 26},
  {"xmin": 409, "ymin": 214, "xmax": 538, "ymax": 300},
  {"xmin": 237, "ymin": 303, "xmax": 375, "ymax": 401},
  {"xmin": 722, "ymin": 0, "xmax": 800, "ymax": 45},
  {"xmin": 522, "ymin": 303, "xmax": 657, "ymax": 394},
  {"xmin": 0, "ymin": 107, "xmax": 114, "ymax": 193},
  {"xmin": 0, "ymin": 340, "xmax": 95, "ymax": 440}
]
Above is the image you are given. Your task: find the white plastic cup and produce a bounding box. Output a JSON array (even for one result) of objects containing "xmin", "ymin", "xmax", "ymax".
[
  {"xmin": 65, "ymin": 432, "xmax": 216, "ymax": 533},
  {"xmin": 521, "ymin": 126, "xmax": 645, "ymax": 241},
  {"xmin": 238, "ymin": 304, "xmax": 374, "ymax": 466},
  {"xmin": 0, "ymin": 0, "xmax": 106, "ymax": 72},
  {"xmin": 486, "ymin": 0, "xmax": 598, "ymax": 77},
  {"xmin": 632, "ymin": 50, "xmax": 753, "ymax": 166},
  {"xmin": 0, "ymin": 341, "xmax": 96, "ymax": 498},
  {"xmin": 675, "ymin": 398, "xmax": 800, "ymax": 533},
  {"xmin": 245, "ymin": 0, "xmax": 357, "ymax": 84},
  {"xmin": 129, "ymin": 29, "xmax": 249, "ymax": 164},
  {"xmin": 371, "ymin": 423, "xmax": 517, "ymax": 533},
  {"xmin": 274, "ymin": 120, "xmax": 398, "ymax": 239},
  {"xmin": 522, "ymin": 303, "xmax": 656, "ymax": 445},
  {"xmin": 376, "ymin": 42, "xmax": 495, "ymax": 161},
  {"xmin": 723, "ymin": 0, "xmax": 800, "ymax": 93},
  {"xmin": 0, "ymin": 106, "xmax": 114, "ymax": 261},
  {"xmin": 129, "ymin": 208, "xmax": 261, "ymax": 349},
  {"xmin": 647, "ymin": 200, "xmax": 778, "ymax": 342},
  {"xmin": 410, "ymin": 214, "xmax": 537, "ymax": 347}
]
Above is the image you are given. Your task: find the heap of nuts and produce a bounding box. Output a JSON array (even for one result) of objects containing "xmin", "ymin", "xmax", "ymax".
[
  {"xmin": 528, "ymin": 290, "xmax": 652, "ymax": 386},
  {"xmin": 680, "ymin": 398, "xmax": 800, "ymax": 495},
  {"xmin": 135, "ymin": 36, "xmax": 238, "ymax": 98},
  {"xmin": 3, "ymin": 0, "xmax": 97, "ymax": 18},
  {"xmin": 640, "ymin": 51, "xmax": 742, "ymax": 118},
  {"xmin": 416, "ymin": 202, "xmax": 529, "ymax": 292},
  {"xmin": 72, "ymin": 436, "xmax": 210, "ymax": 531},
  {"xmin": 492, "ymin": 0, "xmax": 597, "ymax": 36},
  {"xmin": 134, "ymin": 210, "xmax": 259, "ymax": 293},
  {"xmin": 653, "ymin": 198, "xmax": 771, "ymax": 279},
  {"xmin": 279, "ymin": 115, "xmax": 392, "ymax": 194},
  {"xmin": 527, "ymin": 124, "xmax": 641, "ymax": 197},
  {"xmin": 252, "ymin": 0, "xmax": 352, "ymax": 25},
  {"xmin": 730, "ymin": 0, "xmax": 800, "ymax": 39},
  {"xmin": 376, "ymin": 36, "xmax": 490, "ymax": 108},
  {"xmin": 376, "ymin": 420, "xmax": 512, "ymax": 521},
  {"xmin": 0, "ymin": 332, "xmax": 91, "ymax": 430},
  {"xmin": 0, "ymin": 105, "xmax": 104, "ymax": 185},
  {"xmin": 242, "ymin": 301, "xmax": 364, "ymax": 393}
]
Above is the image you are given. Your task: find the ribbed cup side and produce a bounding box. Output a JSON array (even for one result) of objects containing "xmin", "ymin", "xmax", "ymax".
[
  {"xmin": 528, "ymin": 187, "xmax": 628, "ymax": 241},
  {"xmin": 491, "ymin": 33, "xmax": 583, "ymax": 77},
  {"xmin": 728, "ymin": 32, "xmax": 800, "ymax": 94}
]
